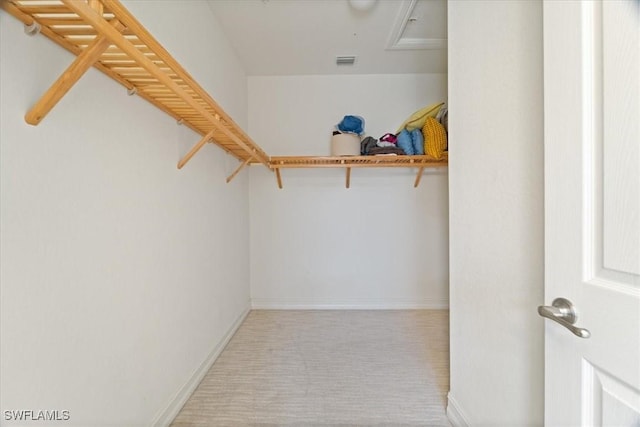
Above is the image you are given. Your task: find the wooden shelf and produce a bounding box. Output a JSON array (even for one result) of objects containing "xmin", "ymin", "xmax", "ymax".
[
  {"xmin": 269, "ymin": 154, "xmax": 448, "ymax": 188},
  {"xmin": 1, "ymin": 0, "xmax": 269, "ymax": 173},
  {"xmin": 2, "ymin": 0, "xmax": 449, "ymax": 187}
]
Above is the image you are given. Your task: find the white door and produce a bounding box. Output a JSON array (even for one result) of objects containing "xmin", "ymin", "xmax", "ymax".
[{"xmin": 542, "ymin": 0, "xmax": 640, "ymax": 425}]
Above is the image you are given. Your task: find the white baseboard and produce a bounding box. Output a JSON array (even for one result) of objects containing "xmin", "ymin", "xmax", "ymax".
[
  {"xmin": 151, "ymin": 304, "xmax": 251, "ymax": 427},
  {"xmin": 447, "ymin": 392, "xmax": 471, "ymax": 427},
  {"xmin": 251, "ymin": 297, "xmax": 449, "ymax": 310}
]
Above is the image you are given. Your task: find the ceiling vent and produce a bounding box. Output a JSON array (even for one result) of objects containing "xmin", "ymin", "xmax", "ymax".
[{"xmin": 336, "ymin": 56, "xmax": 356, "ymax": 66}]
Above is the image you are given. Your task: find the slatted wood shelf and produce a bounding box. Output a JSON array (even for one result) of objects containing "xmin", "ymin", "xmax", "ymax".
[
  {"xmin": 269, "ymin": 154, "xmax": 448, "ymax": 188},
  {"xmin": 2, "ymin": 0, "xmax": 449, "ymax": 188},
  {"xmin": 1, "ymin": 0, "xmax": 269, "ymax": 171}
]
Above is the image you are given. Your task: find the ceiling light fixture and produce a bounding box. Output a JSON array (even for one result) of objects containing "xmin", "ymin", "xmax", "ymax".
[{"xmin": 348, "ymin": 0, "xmax": 377, "ymax": 12}]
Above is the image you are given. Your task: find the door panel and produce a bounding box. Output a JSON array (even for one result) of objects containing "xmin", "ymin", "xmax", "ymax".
[
  {"xmin": 602, "ymin": 0, "xmax": 639, "ymax": 275},
  {"xmin": 583, "ymin": 360, "xmax": 640, "ymax": 426},
  {"xmin": 543, "ymin": 0, "xmax": 640, "ymax": 425}
]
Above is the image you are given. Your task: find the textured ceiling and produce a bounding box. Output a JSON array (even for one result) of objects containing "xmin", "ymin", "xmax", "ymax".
[{"xmin": 207, "ymin": 0, "xmax": 447, "ymax": 76}]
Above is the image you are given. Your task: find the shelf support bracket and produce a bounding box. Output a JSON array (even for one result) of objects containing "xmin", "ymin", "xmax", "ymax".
[
  {"xmin": 346, "ymin": 167, "xmax": 351, "ymax": 189},
  {"xmin": 275, "ymin": 168, "xmax": 283, "ymax": 189},
  {"xmin": 226, "ymin": 156, "xmax": 253, "ymax": 184},
  {"xmin": 24, "ymin": 21, "xmax": 41, "ymax": 36},
  {"xmin": 25, "ymin": 18, "xmax": 125, "ymax": 125},
  {"xmin": 177, "ymin": 129, "xmax": 216, "ymax": 169},
  {"xmin": 414, "ymin": 166, "xmax": 425, "ymax": 188}
]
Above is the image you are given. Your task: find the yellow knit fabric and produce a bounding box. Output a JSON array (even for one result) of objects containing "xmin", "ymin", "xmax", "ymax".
[{"xmin": 422, "ymin": 117, "xmax": 447, "ymax": 160}]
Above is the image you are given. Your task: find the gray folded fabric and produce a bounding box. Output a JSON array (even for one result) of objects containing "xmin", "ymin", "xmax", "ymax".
[{"xmin": 360, "ymin": 136, "xmax": 378, "ymax": 155}]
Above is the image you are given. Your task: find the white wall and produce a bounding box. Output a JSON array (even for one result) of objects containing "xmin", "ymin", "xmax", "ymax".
[
  {"xmin": 447, "ymin": 1, "xmax": 544, "ymax": 426},
  {"xmin": 0, "ymin": 2, "xmax": 250, "ymax": 425},
  {"xmin": 249, "ymin": 74, "xmax": 449, "ymax": 309}
]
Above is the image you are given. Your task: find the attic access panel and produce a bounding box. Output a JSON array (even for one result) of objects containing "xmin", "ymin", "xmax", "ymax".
[{"xmin": 386, "ymin": 0, "xmax": 447, "ymax": 50}]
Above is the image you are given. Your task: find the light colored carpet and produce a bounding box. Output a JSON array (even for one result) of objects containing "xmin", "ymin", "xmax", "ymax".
[{"xmin": 171, "ymin": 310, "xmax": 450, "ymax": 426}]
